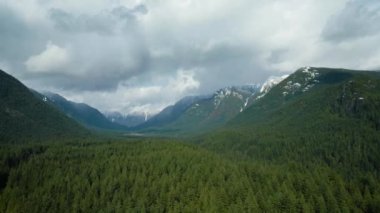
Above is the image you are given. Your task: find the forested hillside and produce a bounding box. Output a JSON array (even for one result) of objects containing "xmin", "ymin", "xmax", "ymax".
[
  {"xmin": 0, "ymin": 70, "xmax": 87, "ymax": 143},
  {"xmin": 200, "ymin": 68, "xmax": 380, "ymax": 174}
]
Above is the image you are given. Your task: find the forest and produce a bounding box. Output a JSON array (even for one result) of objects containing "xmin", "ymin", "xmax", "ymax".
[{"xmin": 0, "ymin": 137, "xmax": 379, "ymax": 212}]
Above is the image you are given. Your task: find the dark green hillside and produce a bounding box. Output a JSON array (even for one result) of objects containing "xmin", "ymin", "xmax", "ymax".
[
  {"xmin": 0, "ymin": 70, "xmax": 87, "ymax": 143},
  {"xmin": 201, "ymin": 67, "xmax": 380, "ymax": 174}
]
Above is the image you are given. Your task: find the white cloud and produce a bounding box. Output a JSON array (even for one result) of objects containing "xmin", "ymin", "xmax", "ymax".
[{"xmin": 25, "ymin": 41, "xmax": 70, "ymax": 73}]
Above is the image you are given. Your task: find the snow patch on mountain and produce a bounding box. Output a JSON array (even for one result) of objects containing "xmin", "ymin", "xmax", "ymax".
[
  {"xmin": 256, "ymin": 75, "xmax": 288, "ymax": 99},
  {"xmin": 282, "ymin": 66, "xmax": 320, "ymax": 96},
  {"xmin": 260, "ymin": 75, "xmax": 289, "ymax": 94},
  {"xmin": 213, "ymin": 85, "xmax": 259, "ymax": 109}
]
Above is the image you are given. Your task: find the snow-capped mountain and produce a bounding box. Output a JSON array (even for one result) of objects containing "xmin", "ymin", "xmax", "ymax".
[{"xmin": 281, "ymin": 66, "xmax": 320, "ymax": 96}]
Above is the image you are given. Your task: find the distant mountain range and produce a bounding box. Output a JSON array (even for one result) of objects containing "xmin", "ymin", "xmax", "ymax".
[
  {"xmin": 133, "ymin": 85, "xmax": 262, "ymax": 135},
  {"xmin": 2, "ymin": 67, "xmax": 379, "ymax": 142},
  {"xmin": 38, "ymin": 92, "xmax": 126, "ymax": 131}
]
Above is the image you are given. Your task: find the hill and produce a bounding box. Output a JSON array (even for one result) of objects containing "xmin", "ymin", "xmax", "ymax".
[{"xmin": 0, "ymin": 70, "xmax": 87, "ymax": 143}]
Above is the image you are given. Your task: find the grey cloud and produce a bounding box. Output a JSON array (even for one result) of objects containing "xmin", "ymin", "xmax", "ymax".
[
  {"xmin": 0, "ymin": 6, "xmax": 45, "ymax": 73},
  {"xmin": 267, "ymin": 49, "xmax": 289, "ymax": 64},
  {"xmin": 322, "ymin": 0, "xmax": 380, "ymax": 42},
  {"xmin": 9, "ymin": 4, "xmax": 152, "ymax": 92},
  {"xmin": 25, "ymin": 36, "xmax": 151, "ymax": 91},
  {"xmin": 3, "ymin": 0, "xmax": 378, "ymax": 115},
  {"xmin": 148, "ymin": 41, "xmax": 270, "ymax": 93},
  {"xmin": 112, "ymin": 4, "xmax": 148, "ymax": 19},
  {"xmin": 49, "ymin": 9, "xmax": 113, "ymax": 34},
  {"xmin": 49, "ymin": 5, "xmax": 148, "ymax": 35}
]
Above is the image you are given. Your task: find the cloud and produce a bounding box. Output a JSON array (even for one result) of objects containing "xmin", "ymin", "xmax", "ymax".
[
  {"xmin": 322, "ymin": 0, "xmax": 380, "ymax": 42},
  {"xmin": 20, "ymin": 4, "xmax": 150, "ymax": 91},
  {"xmin": 1, "ymin": 0, "xmax": 380, "ymax": 114},
  {"xmin": 25, "ymin": 41, "xmax": 70, "ymax": 73},
  {"xmin": 0, "ymin": 5, "xmax": 45, "ymax": 76},
  {"xmin": 169, "ymin": 69, "xmax": 200, "ymax": 93},
  {"xmin": 49, "ymin": 5, "xmax": 147, "ymax": 35}
]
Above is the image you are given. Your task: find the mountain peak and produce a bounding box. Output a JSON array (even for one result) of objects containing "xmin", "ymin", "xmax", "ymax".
[{"xmin": 280, "ymin": 66, "xmax": 321, "ymax": 96}]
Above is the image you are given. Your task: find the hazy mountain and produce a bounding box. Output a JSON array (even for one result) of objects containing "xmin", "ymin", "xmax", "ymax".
[{"xmin": 41, "ymin": 92, "xmax": 126, "ymax": 131}]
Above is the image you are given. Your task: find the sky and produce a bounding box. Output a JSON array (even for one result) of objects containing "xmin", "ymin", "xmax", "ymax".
[{"xmin": 1, "ymin": 0, "xmax": 380, "ymax": 115}]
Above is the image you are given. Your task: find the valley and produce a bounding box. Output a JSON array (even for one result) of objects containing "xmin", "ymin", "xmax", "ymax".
[{"xmin": 1, "ymin": 67, "xmax": 380, "ymax": 212}]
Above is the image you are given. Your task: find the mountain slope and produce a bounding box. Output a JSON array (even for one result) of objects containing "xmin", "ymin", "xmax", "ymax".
[
  {"xmin": 201, "ymin": 67, "xmax": 380, "ymax": 174},
  {"xmin": 137, "ymin": 85, "xmax": 260, "ymax": 135},
  {"xmin": 41, "ymin": 92, "xmax": 126, "ymax": 131},
  {"xmin": 0, "ymin": 70, "xmax": 87, "ymax": 143},
  {"xmin": 135, "ymin": 95, "xmax": 210, "ymax": 130}
]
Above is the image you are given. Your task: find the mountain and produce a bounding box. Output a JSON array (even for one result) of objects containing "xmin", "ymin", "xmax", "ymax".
[
  {"xmin": 105, "ymin": 111, "xmax": 150, "ymax": 128},
  {"xmin": 230, "ymin": 67, "xmax": 380, "ymax": 128},
  {"xmin": 136, "ymin": 85, "xmax": 260, "ymax": 135},
  {"xmin": 41, "ymin": 92, "xmax": 126, "ymax": 131},
  {"xmin": 201, "ymin": 67, "xmax": 380, "ymax": 174},
  {"xmin": 134, "ymin": 95, "xmax": 209, "ymax": 132},
  {"xmin": 0, "ymin": 70, "xmax": 87, "ymax": 142}
]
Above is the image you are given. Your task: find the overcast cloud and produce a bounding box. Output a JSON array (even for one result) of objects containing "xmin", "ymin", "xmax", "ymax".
[{"xmin": 0, "ymin": 0, "xmax": 379, "ymax": 115}]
